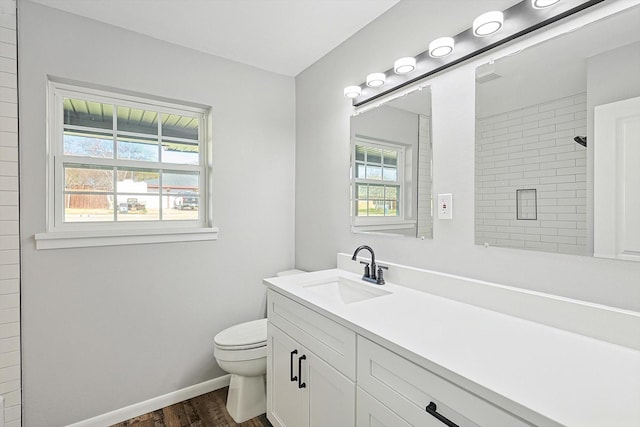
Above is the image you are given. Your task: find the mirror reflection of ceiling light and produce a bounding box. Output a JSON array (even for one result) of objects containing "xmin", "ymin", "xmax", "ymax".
[
  {"xmin": 366, "ymin": 73, "xmax": 386, "ymax": 87},
  {"xmin": 429, "ymin": 37, "xmax": 455, "ymax": 58},
  {"xmin": 343, "ymin": 86, "xmax": 362, "ymax": 98},
  {"xmin": 473, "ymin": 11, "xmax": 504, "ymax": 36},
  {"xmin": 532, "ymin": 0, "xmax": 561, "ymax": 8},
  {"xmin": 394, "ymin": 57, "xmax": 416, "ymax": 74}
]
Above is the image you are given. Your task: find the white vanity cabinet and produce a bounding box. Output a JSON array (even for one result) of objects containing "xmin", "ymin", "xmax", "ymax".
[
  {"xmin": 267, "ymin": 290, "xmax": 356, "ymax": 427},
  {"xmin": 267, "ymin": 287, "xmax": 539, "ymax": 427},
  {"xmin": 265, "ymin": 265, "xmax": 640, "ymax": 427}
]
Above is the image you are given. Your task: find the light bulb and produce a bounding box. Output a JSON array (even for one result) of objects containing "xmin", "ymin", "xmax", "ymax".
[
  {"xmin": 429, "ymin": 37, "xmax": 455, "ymax": 58},
  {"xmin": 394, "ymin": 57, "xmax": 416, "ymax": 74},
  {"xmin": 343, "ymin": 85, "xmax": 361, "ymax": 98},
  {"xmin": 473, "ymin": 11, "xmax": 504, "ymax": 37},
  {"xmin": 366, "ymin": 73, "xmax": 386, "ymax": 88},
  {"xmin": 532, "ymin": 0, "xmax": 560, "ymax": 8}
]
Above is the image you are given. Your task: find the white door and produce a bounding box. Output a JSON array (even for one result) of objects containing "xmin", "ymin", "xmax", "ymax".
[
  {"xmin": 304, "ymin": 349, "xmax": 356, "ymax": 427},
  {"xmin": 267, "ymin": 323, "xmax": 304, "ymax": 427},
  {"xmin": 594, "ymin": 96, "xmax": 640, "ymax": 261}
]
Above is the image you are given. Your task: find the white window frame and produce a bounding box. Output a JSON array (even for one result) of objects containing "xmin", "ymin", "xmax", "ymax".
[
  {"xmin": 35, "ymin": 79, "xmax": 217, "ymax": 249},
  {"xmin": 351, "ymin": 137, "xmax": 409, "ymax": 228}
]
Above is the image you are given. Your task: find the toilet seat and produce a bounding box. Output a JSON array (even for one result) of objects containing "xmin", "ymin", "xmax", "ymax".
[
  {"xmin": 214, "ymin": 318, "xmax": 267, "ymax": 361},
  {"xmin": 215, "ymin": 345, "xmax": 266, "ymax": 362}
]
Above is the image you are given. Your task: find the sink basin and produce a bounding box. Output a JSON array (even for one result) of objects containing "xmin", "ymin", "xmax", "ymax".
[{"xmin": 302, "ymin": 276, "xmax": 391, "ymax": 304}]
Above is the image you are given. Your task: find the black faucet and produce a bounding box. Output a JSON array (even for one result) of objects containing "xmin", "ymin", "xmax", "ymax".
[{"xmin": 351, "ymin": 245, "xmax": 387, "ymax": 285}]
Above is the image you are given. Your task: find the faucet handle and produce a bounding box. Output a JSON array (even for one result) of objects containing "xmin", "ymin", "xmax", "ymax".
[
  {"xmin": 376, "ymin": 265, "xmax": 388, "ymax": 285},
  {"xmin": 359, "ymin": 261, "xmax": 371, "ymax": 278}
]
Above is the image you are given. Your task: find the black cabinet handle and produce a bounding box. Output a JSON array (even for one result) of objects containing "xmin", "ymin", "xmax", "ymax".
[
  {"xmin": 298, "ymin": 355, "xmax": 307, "ymax": 388},
  {"xmin": 426, "ymin": 402, "xmax": 459, "ymax": 427},
  {"xmin": 290, "ymin": 349, "xmax": 298, "ymax": 382}
]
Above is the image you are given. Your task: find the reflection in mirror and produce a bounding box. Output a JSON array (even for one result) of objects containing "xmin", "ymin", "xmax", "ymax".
[
  {"xmin": 475, "ymin": 5, "xmax": 640, "ymax": 256},
  {"xmin": 351, "ymin": 87, "xmax": 432, "ymax": 239}
]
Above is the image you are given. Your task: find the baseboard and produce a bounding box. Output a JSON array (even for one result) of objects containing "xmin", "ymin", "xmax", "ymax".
[{"xmin": 66, "ymin": 374, "xmax": 231, "ymax": 427}]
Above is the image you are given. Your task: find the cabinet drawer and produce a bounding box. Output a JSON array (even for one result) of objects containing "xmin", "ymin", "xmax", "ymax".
[
  {"xmin": 268, "ymin": 289, "xmax": 356, "ymax": 380},
  {"xmin": 357, "ymin": 387, "xmax": 412, "ymax": 427},
  {"xmin": 357, "ymin": 337, "xmax": 532, "ymax": 427}
]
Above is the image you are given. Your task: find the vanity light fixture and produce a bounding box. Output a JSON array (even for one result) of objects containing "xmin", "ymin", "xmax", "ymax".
[
  {"xmin": 343, "ymin": 85, "xmax": 362, "ymax": 98},
  {"xmin": 366, "ymin": 73, "xmax": 386, "ymax": 88},
  {"xmin": 532, "ymin": 0, "xmax": 561, "ymax": 8},
  {"xmin": 429, "ymin": 37, "xmax": 455, "ymax": 58},
  {"xmin": 473, "ymin": 11, "xmax": 504, "ymax": 37},
  {"xmin": 394, "ymin": 57, "xmax": 416, "ymax": 74},
  {"xmin": 346, "ymin": 0, "xmax": 603, "ymax": 106}
]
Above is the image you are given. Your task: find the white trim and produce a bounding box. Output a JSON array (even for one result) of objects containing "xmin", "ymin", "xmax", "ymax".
[
  {"xmin": 35, "ymin": 226, "xmax": 219, "ymax": 250},
  {"xmin": 351, "ymin": 138, "xmax": 405, "ymax": 224},
  {"xmin": 351, "ymin": 220, "xmax": 415, "ymax": 232},
  {"xmin": 46, "ymin": 78, "xmax": 214, "ymax": 237},
  {"xmin": 65, "ymin": 375, "xmax": 231, "ymax": 427}
]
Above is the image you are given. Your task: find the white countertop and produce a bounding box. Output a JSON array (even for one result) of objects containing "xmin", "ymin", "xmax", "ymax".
[{"xmin": 264, "ymin": 268, "xmax": 640, "ymax": 427}]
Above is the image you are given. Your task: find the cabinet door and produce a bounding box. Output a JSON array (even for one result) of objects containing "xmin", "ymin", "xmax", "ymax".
[
  {"xmin": 267, "ymin": 323, "xmax": 304, "ymax": 427},
  {"xmin": 303, "ymin": 349, "xmax": 356, "ymax": 427}
]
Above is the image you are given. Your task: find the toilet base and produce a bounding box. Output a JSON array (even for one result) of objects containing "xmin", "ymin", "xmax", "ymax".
[{"xmin": 225, "ymin": 374, "xmax": 266, "ymax": 423}]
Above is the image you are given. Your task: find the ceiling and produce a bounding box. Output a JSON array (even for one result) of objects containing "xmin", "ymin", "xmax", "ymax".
[
  {"xmin": 29, "ymin": 0, "xmax": 401, "ymax": 76},
  {"xmin": 477, "ymin": 5, "xmax": 640, "ymax": 117}
]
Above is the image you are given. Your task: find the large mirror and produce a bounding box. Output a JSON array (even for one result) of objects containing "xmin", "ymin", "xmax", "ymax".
[
  {"xmin": 475, "ymin": 5, "xmax": 640, "ymax": 258},
  {"xmin": 351, "ymin": 87, "xmax": 432, "ymax": 239}
]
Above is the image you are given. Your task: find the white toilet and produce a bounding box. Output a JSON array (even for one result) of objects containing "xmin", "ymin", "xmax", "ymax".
[
  {"xmin": 214, "ymin": 318, "xmax": 268, "ymax": 423},
  {"xmin": 214, "ymin": 269, "xmax": 305, "ymax": 423}
]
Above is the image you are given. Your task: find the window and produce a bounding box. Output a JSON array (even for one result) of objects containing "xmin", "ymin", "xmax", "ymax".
[
  {"xmin": 352, "ymin": 139, "xmax": 403, "ymax": 220},
  {"xmin": 36, "ymin": 80, "xmax": 216, "ymax": 249}
]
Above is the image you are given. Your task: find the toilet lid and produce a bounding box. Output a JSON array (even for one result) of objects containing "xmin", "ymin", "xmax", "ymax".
[{"xmin": 214, "ymin": 318, "xmax": 267, "ymax": 349}]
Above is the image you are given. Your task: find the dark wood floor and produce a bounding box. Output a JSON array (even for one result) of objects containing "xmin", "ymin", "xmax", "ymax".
[{"xmin": 111, "ymin": 387, "xmax": 272, "ymax": 427}]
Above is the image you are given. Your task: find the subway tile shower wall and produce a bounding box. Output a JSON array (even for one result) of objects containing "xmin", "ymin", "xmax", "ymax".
[
  {"xmin": 0, "ymin": 0, "xmax": 20, "ymax": 426},
  {"xmin": 475, "ymin": 93, "xmax": 587, "ymax": 255},
  {"xmin": 417, "ymin": 115, "xmax": 432, "ymax": 238}
]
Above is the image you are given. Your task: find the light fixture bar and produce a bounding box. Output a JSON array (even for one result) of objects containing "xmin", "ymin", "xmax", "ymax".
[{"xmin": 351, "ymin": 0, "xmax": 604, "ymax": 107}]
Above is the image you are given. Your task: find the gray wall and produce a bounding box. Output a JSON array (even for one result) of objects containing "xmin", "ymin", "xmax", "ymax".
[
  {"xmin": 19, "ymin": 2, "xmax": 295, "ymax": 425},
  {"xmin": 295, "ymin": 1, "xmax": 640, "ymax": 311}
]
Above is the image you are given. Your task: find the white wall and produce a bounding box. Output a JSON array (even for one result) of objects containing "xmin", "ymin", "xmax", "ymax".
[
  {"xmin": 19, "ymin": 2, "xmax": 295, "ymax": 425},
  {"xmin": 295, "ymin": 1, "xmax": 640, "ymax": 312},
  {"xmin": 0, "ymin": 2, "xmax": 20, "ymax": 426}
]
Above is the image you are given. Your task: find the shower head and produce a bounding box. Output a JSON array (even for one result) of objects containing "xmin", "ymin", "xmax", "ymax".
[{"xmin": 574, "ymin": 136, "xmax": 587, "ymax": 147}]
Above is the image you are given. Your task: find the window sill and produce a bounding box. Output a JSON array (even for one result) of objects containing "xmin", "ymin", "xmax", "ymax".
[
  {"xmin": 352, "ymin": 220, "xmax": 416, "ymax": 232},
  {"xmin": 34, "ymin": 227, "xmax": 219, "ymax": 250}
]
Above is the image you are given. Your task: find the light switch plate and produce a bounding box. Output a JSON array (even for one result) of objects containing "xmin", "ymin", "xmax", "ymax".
[{"xmin": 438, "ymin": 193, "xmax": 452, "ymax": 219}]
